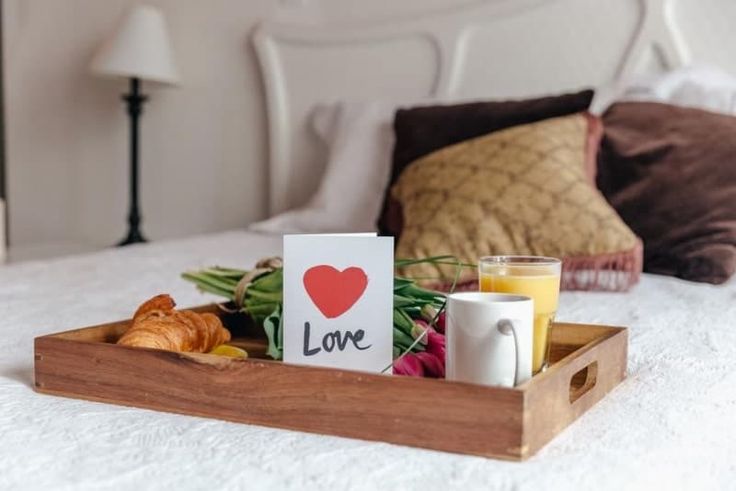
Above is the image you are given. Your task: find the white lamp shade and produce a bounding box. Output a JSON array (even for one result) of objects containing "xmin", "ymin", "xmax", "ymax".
[{"xmin": 91, "ymin": 5, "xmax": 180, "ymax": 85}]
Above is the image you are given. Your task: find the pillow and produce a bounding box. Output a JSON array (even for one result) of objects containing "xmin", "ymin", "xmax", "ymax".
[
  {"xmin": 380, "ymin": 89, "xmax": 596, "ymax": 236},
  {"xmin": 620, "ymin": 65, "xmax": 736, "ymax": 115},
  {"xmin": 249, "ymin": 101, "xmax": 395, "ymax": 233},
  {"xmin": 597, "ymin": 102, "xmax": 736, "ymax": 284},
  {"xmin": 392, "ymin": 113, "xmax": 642, "ymax": 291}
]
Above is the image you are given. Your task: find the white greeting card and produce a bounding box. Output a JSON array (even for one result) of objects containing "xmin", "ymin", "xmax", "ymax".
[{"xmin": 283, "ymin": 233, "xmax": 394, "ymax": 373}]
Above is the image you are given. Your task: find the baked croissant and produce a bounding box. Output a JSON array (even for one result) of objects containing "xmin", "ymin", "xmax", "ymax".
[{"xmin": 117, "ymin": 294, "xmax": 230, "ymax": 352}]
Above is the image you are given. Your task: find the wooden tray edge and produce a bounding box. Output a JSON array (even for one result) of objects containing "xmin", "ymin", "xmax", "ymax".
[{"xmin": 33, "ymin": 317, "xmax": 628, "ymax": 461}]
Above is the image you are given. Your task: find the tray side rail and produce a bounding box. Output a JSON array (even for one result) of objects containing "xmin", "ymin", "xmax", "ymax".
[{"xmin": 35, "ymin": 334, "xmax": 526, "ymax": 460}]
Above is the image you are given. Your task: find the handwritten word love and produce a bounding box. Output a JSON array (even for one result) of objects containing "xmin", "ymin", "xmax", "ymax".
[{"xmin": 302, "ymin": 322, "xmax": 372, "ymax": 356}]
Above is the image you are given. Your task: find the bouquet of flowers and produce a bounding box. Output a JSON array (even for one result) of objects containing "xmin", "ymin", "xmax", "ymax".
[{"xmin": 182, "ymin": 256, "xmax": 465, "ymax": 377}]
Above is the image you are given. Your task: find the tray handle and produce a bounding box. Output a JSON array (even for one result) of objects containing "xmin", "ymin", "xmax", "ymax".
[
  {"xmin": 544, "ymin": 327, "xmax": 626, "ymax": 410},
  {"xmin": 568, "ymin": 360, "xmax": 598, "ymax": 404}
]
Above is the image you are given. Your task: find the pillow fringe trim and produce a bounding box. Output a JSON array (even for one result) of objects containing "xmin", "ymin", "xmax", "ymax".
[
  {"xmin": 428, "ymin": 240, "xmax": 643, "ymax": 293},
  {"xmin": 561, "ymin": 240, "xmax": 643, "ymax": 292}
]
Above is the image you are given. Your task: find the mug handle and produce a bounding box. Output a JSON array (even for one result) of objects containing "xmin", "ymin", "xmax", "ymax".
[{"xmin": 496, "ymin": 319, "xmax": 521, "ymax": 387}]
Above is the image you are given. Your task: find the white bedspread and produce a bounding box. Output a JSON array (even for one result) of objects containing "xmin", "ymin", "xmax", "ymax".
[{"xmin": 1, "ymin": 231, "xmax": 734, "ymax": 490}]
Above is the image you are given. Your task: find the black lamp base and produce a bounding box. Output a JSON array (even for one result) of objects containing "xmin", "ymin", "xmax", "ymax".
[
  {"xmin": 116, "ymin": 77, "xmax": 148, "ymax": 248},
  {"xmin": 117, "ymin": 228, "xmax": 148, "ymax": 246}
]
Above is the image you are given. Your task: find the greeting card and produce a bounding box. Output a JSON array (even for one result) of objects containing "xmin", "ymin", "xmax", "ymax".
[{"xmin": 283, "ymin": 234, "xmax": 394, "ymax": 373}]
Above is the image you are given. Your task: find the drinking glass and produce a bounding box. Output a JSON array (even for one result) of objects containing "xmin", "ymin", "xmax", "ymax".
[{"xmin": 478, "ymin": 256, "xmax": 561, "ymax": 374}]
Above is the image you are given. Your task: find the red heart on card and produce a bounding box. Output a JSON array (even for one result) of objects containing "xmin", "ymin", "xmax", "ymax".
[{"xmin": 303, "ymin": 265, "xmax": 368, "ymax": 319}]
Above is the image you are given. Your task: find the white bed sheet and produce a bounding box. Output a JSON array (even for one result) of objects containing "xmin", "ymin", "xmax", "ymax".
[{"xmin": 1, "ymin": 230, "xmax": 734, "ymax": 490}]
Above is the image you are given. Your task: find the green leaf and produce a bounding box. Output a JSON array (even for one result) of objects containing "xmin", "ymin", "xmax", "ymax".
[
  {"xmin": 245, "ymin": 289, "xmax": 283, "ymax": 302},
  {"xmin": 393, "ymin": 294, "xmax": 418, "ymax": 308},
  {"xmin": 263, "ymin": 305, "xmax": 283, "ymax": 360},
  {"xmin": 393, "ymin": 277, "xmax": 415, "ymax": 291},
  {"xmin": 251, "ymin": 269, "xmax": 284, "ymax": 293}
]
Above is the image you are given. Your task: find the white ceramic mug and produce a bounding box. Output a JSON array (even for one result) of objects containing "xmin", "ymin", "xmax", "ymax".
[{"xmin": 446, "ymin": 292, "xmax": 534, "ymax": 388}]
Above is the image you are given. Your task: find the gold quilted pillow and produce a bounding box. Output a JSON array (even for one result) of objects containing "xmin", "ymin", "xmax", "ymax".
[{"xmin": 392, "ymin": 113, "xmax": 642, "ymax": 291}]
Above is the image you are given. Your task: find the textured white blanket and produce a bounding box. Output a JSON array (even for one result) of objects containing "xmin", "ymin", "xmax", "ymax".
[{"xmin": 1, "ymin": 231, "xmax": 734, "ymax": 490}]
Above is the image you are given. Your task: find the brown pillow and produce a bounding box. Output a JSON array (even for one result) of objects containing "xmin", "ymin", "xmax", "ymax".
[
  {"xmin": 380, "ymin": 89, "xmax": 595, "ymax": 236},
  {"xmin": 598, "ymin": 101, "xmax": 736, "ymax": 284},
  {"xmin": 393, "ymin": 113, "xmax": 642, "ymax": 291}
]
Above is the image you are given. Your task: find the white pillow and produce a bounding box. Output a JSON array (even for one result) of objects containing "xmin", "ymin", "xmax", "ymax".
[
  {"xmin": 606, "ymin": 64, "xmax": 736, "ymax": 115},
  {"xmin": 250, "ymin": 101, "xmax": 397, "ymax": 234}
]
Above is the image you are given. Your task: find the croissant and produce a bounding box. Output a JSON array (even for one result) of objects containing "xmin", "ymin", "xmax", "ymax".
[{"xmin": 117, "ymin": 294, "xmax": 230, "ymax": 352}]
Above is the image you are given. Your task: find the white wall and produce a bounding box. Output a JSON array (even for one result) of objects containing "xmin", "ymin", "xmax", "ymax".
[
  {"xmin": 1, "ymin": 0, "xmax": 474, "ymax": 253},
  {"xmin": 3, "ymin": 0, "xmax": 734, "ymax": 253},
  {"xmin": 4, "ymin": 0, "xmax": 261, "ymax": 249}
]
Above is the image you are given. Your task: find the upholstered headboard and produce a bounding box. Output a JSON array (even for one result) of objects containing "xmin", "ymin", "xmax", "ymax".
[{"xmin": 253, "ymin": 0, "xmax": 698, "ymax": 215}]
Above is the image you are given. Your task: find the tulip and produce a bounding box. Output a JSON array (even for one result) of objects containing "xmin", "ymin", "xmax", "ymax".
[
  {"xmin": 435, "ymin": 311, "xmax": 446, "ymax": 334},
  {"xmin": 411, "ymin": 319, "xmax": 431, "ymax": 345},
  {"xmin": 415, "ymin": 351, "xmax": 445, "ymax": 378},
  {"xmin": 394, "ymin": 332, "xmax": 447, "ymax": 378},
  {"xmin": 421, "ymin": 304, "xmax": 446, "ymax": 334},
  {"xmin": 393, "ymin": 353, "xmax": 424, "ymax": 377},
  {"xmin": 426, "ymin": 331, "xmax": 446, "ymax": 362},
  {"xmin": 420, "ymin": 305, "xmax": 438, "ymax": 322}
]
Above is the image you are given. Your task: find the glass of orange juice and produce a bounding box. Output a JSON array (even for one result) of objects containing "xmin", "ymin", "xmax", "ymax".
[{"xmin": 479, "ymin": 256, "xmax": 561, "ymax": 374}]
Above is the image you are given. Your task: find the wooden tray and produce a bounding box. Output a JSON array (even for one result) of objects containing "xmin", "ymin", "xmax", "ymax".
[{"xmin": 34, "ymin": 306, "xmax": 627, "ymax": 460}]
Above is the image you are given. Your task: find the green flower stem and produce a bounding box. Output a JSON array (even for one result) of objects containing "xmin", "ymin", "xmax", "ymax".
[
  {"xmin": 181, "ymin": 273, "xmax": 234, "ymax": 299},
  {"xmin": 202, "ymin": 267, "xmax": 249, "ymax": 277},
  {"xmin": 395, "ymin": 255, "xmax": 476, "ymax": 268},
  {"xmin": 393, "ymin": 328, "xmax": 418, "ymax": 350},
  {"xmin": 182, "ymin": 272, "xmax": 238, "ymax": 297}
]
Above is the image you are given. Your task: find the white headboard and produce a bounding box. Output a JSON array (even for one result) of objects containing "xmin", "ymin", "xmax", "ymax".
[{"xmin": 253, "ymin": 0, "xmax": 690, "ymax": 215}]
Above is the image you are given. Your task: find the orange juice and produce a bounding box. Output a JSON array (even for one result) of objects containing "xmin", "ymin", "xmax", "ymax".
[{"xmin": 480, "ymin": 266, "xmax": 560, "ymax": 373}]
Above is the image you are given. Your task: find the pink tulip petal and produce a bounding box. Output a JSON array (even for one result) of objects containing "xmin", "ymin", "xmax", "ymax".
[
  {"xmin": 415, "ymin": 351, "xmax": 445, "ymax": 378},
  {"xmin": 393, "ymin": 353, "xmax": 424, "ymax": 377},
  {"xmin": 426, "ymin": 331, "xmax": 446, "ymax": 360},
  {"xmin": 435, "ymin": 311, "xmax": 446, "ymax": 334}
]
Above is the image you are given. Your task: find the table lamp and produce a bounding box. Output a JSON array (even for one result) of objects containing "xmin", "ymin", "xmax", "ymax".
[{"xmin": 90, "ymin": 5, "xmax": 180, "ymax": 245}]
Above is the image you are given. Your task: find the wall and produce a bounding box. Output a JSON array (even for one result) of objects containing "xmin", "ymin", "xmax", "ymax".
[
  {"xmin": 4, "ymin": 0, "xmax": 272, "ymax": 251},
  {"xmin": 1, "ymin": 0, "xmax": 474, "ymax": 254},
  {"xmin": 3, "ymin": 0, "xmax": 734, "ymax": 254}
]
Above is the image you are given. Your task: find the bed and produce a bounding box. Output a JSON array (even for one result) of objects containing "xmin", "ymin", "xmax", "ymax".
[
  {"xmin": 3, "ymin": 0, "xmax": 736, "ymax": 488},
  {"xmin": 0, "ymin": 231, "xmax": 734, "ymax": 488}
]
